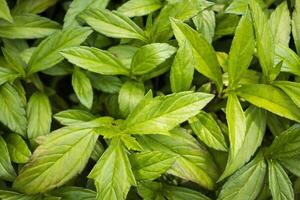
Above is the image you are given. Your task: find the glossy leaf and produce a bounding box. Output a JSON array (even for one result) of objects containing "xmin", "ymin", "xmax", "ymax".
[
  {"xmin": 13, "ymin": 0, "xmax": 58, "ymax": 14},
  {"xmin": 0, "ymin": 136, "xmax": 16, "ymax": 181},
  {"xmin": 275, "ymin": 43, "xmax": 300, "ymax": 76},
  {"xmin": 117, "ymin": 0, "xmax": 162, "ymax": 17},
  {"xmin": 273, "ymin": 81, "xmax": 300, "ymax": 108},
  {"xmin": 5, "ymin": 133, "xmax": 31, "ymax": 164},
  {"xmin": 192, "ymin": 9, "xmax": 215, "ymax": 43},
  {"xmin": 54, "ymin": 109, "xmax": 95, "ymax": 126},
  {"xmin": 292, "ymin": 0, "xmax": 300, "ymax": 54}
]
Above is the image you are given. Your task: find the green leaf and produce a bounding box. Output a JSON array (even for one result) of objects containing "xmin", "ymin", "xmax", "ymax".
[
  {"xmin": 214, "ymin": 14, "xmax": 240, "ymax": 39},
  {"xmin": 170, "ymin": 18, "xmax": 223, "ymax": 92},
  {"xmin": 54, "ymin": 109, "xmax": 95, "ymax": 126},
  {"xmin": 236, "ymin": 84, "xmax": 300, "ymax": 122},
  {"xmin": 249, "ymin": 0, "xmax": 275, "ymax": 81},
  {"xmin": 192, "ymin": 9, "xmax": 215, "ymax": 43},
  {"xmin": 227, "ymin": 10, "xmax": 255, "ymax": 88},
  {"xmin": 0, "ymin": 0, "xmax": 13, "ymax": 22},
  {"xmin": 5, "ymin": 133, "xmax": 31, "ymax": 164},
  {"xmin": 79, "ymin": 8, "xmax": 147, "ymax": 42},
  {"xmin": 292, "ymin": 0, "xmax": 300, "ymax": 54},
  {"xmin": 268, "ymin": 160, "xmax": 294, "ymax": 200},
  {"xmin": 218, "ymin": 153, "xmax": 267, "ymax": 200},
  {"xmin": 130, "ymin": 151, "xmax": 177, "ymax": 180},
  {"xmin": 220, "ymin": 106, "xmax": 266, "ymax": 180},
  {"xmin": 88, "ymin": 138, "xmax": 136, "ymax": 200},
  {"xmin": 118, "ymin": 80, "xmax": 144, "ymax": 117},
  {"xmin": 170, "ymin": 41, "xmax": 194, "ymax": 92},
  {"xmin": 0, "ymin": 190, "xmax": 41, "ymax": 200},
  {"xmin": 27, "ymin": 27, "xmax": 92, "ymax": 74},
  {"xmin": 131, "ymin": 43, "xmax": 176, "ymax": 75},
  {"xmin": 51, "ymin": 186, "xmax": 96, "ymax": 200},
  {"xmin": 88, "ymin": 74, "xmax": 122, "ymax": 94},
  {"xmin": 279, "ymin": 155, "xmax": 300, "ymax": 177},
  {"xmin": 136, "ymin": 181, "xmax": 165, "ymax": 200},
  {"xmin": 108, "ymin": 45, "xmax": 138, "ymax": 68},
  {"xmin": 137, "ymin": 128, "xmax": 219, "ymax": 190},
  {"xmin": 0, "ymin": 136, "xmax": 16, "ymax": 181},
  {"xmin": 13, "ymin": 126, "xmax": 98, "ymax": 194},
  {"xmin": 13, "ymin": 0, "xmax": 58, "ymax": 14},
  {"xmin": 265, "ymin": 124, "xmax": 300, "ymax": 159},
  {"xmin": 269, "ymin": 1, "xmax": 291, "ymax": 46},
  {"xmin": 27, "ymin": 92, "xmax": 52, "ymax": 140},
  {"xmin": 2, "ymin": 47, "xmax": 26, "ymax": 76},
  {"xmin": 189, "ymin": 111, "xmax": 228, "ymax": 151},
  {"xmin": 120, "ymin": 135, "xmax": 143, "ymax": 151},
  {"xmin": 0, "ymin": 66, "xmax": 19, "ymax": 85},
  {"xmin": 0, "ymin": 83, "xmax": 27, "ymax": 136},
  {"xmin": 72, "ymin": 68, "xmax": 93, "ymax": 109},
  {"xmin": 0, "ymin": 14, "xmax": 60, "ymax": 39},
  {"xmin": 61, "ymin": 46, "xmax": 129, "ymax": 76},
  {"xmin": 163, "ymin": 185, "xmax": 211, "ymax": 200},
  {"xmin": 117, "ymin": 0, "xmax": 162, "ymax": 17},
  {"xmin": 226, "ymin": 94, "xmax": 246, "ymax": 158},
  {"xmin": 123, "ymin": 91, "xmax": 214, "ymax": 135},
  {"xmin": 273, "ymin": 81, "xmax": 300, "ymax": 108},
  {"xmin": 275, "ymin": 43, "xmax": 300, "ymax": 76}
]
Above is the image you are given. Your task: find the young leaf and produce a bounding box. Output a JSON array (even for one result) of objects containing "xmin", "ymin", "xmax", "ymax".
[
  {"xmin": 0, "ymin": 0, "xmax": 13, "ymax": 22},
  {"xmin": 236, "ymin": 84, "xmax": 300, "ymax": 122},
  {"xmin": 123, "ymin": 91, "xmax": 214, "ymax": 135},
  {"xmin": 120, "ymin": 135, "xmax": 143, "ymax": 151},
  {"xmin": 27, "ymin": 27, "xmax": 92, "ymax": 74},
  {"xmin": 0, "ymin": 136, "xmax": 16, "ymax": 181},
  {"xmin": 118, "ymin": 80, "xmax": 144, "ymax": 117},
  {"xmin": 226, "ymin": 94, "xmax": 246, "ymax": 158},
  {"xmin": 72, "ymin": 68, "xmax": 93, "ymax": 109},
  {"xmin": 218, "ymin": 153, "xmax": 267, "ymax": 200},
  {"xmin": 189, "ymin": 111, "xmax": 228, "ymax": 151},
  {"xmin": 130, "ymin": 43, "xmax": 176, "ymax": 75},
  {"xmin": 0, "ymin": 14, "xmax": 60, "ymax": 39},
  {"xmin": 273, "ymin": 81, "xmax": 300, "ymax": 108},
  {"xmin": 88, "ymin": 138, "xmax": 136, "ymax": 200},
  {"xmin": 170, "ymin": 41, "xmax": 194, "ymax": 92},
  {"xmin": 5, "ymin": 133, "xmax": 31, "ymax": 164},
  {"xmin": 269, "ymin": 1, "xmax": 291, "ymax": 46},
  {"xmin": 12, "ymin": 0, "xmax": 58, "ymax": 14},
  {"xmin": 268, "ymin": 160, "xmax": 294, "ymax": 200},
  {"xmin": 54, "ymin": 109, "xmax": 95, "ymax": 126},
  {"xmin": 292, "ymin": 0, "xmax": 300, "ymax": 54},
  {"xmin": 192, "ymin": 9, "xmax": 216, "ymax": 43},
  {"xmin": 0, "ymin": 83, "xmax": 27, "ymax": 136},
  {"xmin": 227, "ymin": 10, "xmax": 255, "ymax": 88},
  {"xmin": 220, "ymin": 106, "xmax": 266, "ymax": 180},
  {"xmin": 170, "ymin": 18, "xmax": 223, "ymax": 92},
  {"xmin": 117, "ymin": 0, "xmax": 162, "ymax": 17},
  {"xmin": 0, "ymin": 67, "xmax": 19, "ymax": 85},
  {"xmin": 275, "ymin": 43, "xmax": 300, "ymax": 76},
  {"xmin": 13, "ymin": 127, "xmax": 98, "ymax": 194},
  {"xmin": 27, "ymin": 92, "xmax": 52, "ymax": 140},
  {"xmin": 137, "ymin": 128, "xmax": 219, "ymax": 190},
  {"xmin": 61, "ymin": 46, "xmax": 130, "ymax": 76},
  {"xmin": 130, "ymin": 151, "xmax": 177, "ymax": 181},
  {"xmin": 79, "ymin": 8, "xmax": 147, "ymax": 42}
]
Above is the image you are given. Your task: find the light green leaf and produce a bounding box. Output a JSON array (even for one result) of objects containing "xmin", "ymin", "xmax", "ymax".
[
  {"xmin": 13, "ymin": 126, "xmax": 98, "ymax": 194},
  {"xmin": 120, "ymin": 135, "xmax": 143, "ymax": 151},
  {"xmin": 227, "ymin": 10, "xmax": 255, "ymax": 88},
  {"xmin": 0, "ymin": 67, "xmax": 19, "ymax": 85},
  {"xmin": 118, "ymin": 80, "xmax": 144, "ymax": 117},
  {"xmin": 88, "ymin": 74, "xmax": 122, "ymax": 94},
  {"xmin": 137, "ymin": 128, "xmax": 219, "ymax": 190},
  {"xmin": 51, "ymin": 186, "xmax": 96, "ymax": 200},
  {"xmin": 268, "ymin": 160, "xmax": 294, "ymax": 200},
  {"xmin": 79, "ymin": 8, "xmax": 147, "ymax": 42},
  {"xmin": 273, "ymin": 81, "xmax": 300, "ymax": 108},
  {"xmin": 2, "ymin": 47, "xmax": 26, "ymax": 76},
  {"xmin": 275, "ymin": 43, "xmax": 300, "ymax": 76},
  {"xmin": 170, "ymin": 41, "xmax": 194, "ymax": 92},
  {"xmin": 117, "ymin": 0, "xmax": 162, "ymax": 17},
  {"xmin": 218, "ymin": 153, "xmax": 267, "ymax": 200},
  {"xmin": 226, "ymin": 94, "xmax": 246, "ymax": 158},
  {"xmin": 0, "ymin": 14, "xmax": 60, "ymax": 39},
  {"xmin": 0, "ymin": 136, "xmax": 16, "ymax": 181},
  {"xmin": 5, "ymin": 133, "xmax": 31, "ymax": 164},
  {"xmin": 130, "ymin": 151, "xmax": 177, "ymax": 180},
  {"xmin": 269, "ymin": 1, "xmax": 291, "ymax": 46},
  {"xmin": 0, "ymin": 0, "xmax": 13, "ymax": 22},
  {"xmin": 72, "ymin": 68, "xmax": 93, "ymax": 109},
  {"xmin": 13, "ymin": 0, "xmax": 58, "ymax": 14},
  {"xmin": 265, "ymin": 124, "xmax": 300, "ymax": 159},
  {"xmin": 236, "ymin": 84, "xmax": 300, "ymax": 122},
  {"xmin": 63, "ymin": 0, "xmax": 110, "ymax": 28},
  {"xmin": 61, "ymin": 46, "xmax": 129, "ymax": 76},
  {"xmin": 192, "ymin": 9, "xmax": 215, "ymax": 43},
  {"xmin": 219, "ymin": 106, "xmax": 266, "ymax": 180},
  {"xmin": 279, "ymin": 155, "xmax": 300, "ymax": 177},
  {"xmin": 54, "ymin": 109, "xmax": 95, "ymax": 126},
  {"xmin": 249, "ymin": 0, "xmax": 274, "ymax": 81},
  {"xmin": 0, "ymin": 83, "xmax": 27, "ymax": 136},
  {"xmin": 108, "ymin": 45, "xmax": 138, "ymax": 68},
  {"xmin": 88, "ymin": 138, "xmax": 136, "ymax": 200},
  {"xmin": 170, "ymin": 18, "xmax": 223, "ymax": 92},
  {"xmin": 164, "ymin": 185, "xmax": 211, "ymax": 200},
  {"xmin": 292, "ymin": 0, "xmax": 300, "ymax": 54},
  {"xmin": 189, "ymin": 111, "xmax": 228, "ymax": 151},
  {"xmin": 0, "ymin": 190, "xmax": 41, "ymax": 200},
  {"xmin": 27, "ymin": 27, "xmax": 92, "ymax": 74},
  {"xmin": 27, "ymin": 92, "xmax": 52, "ymax": 140},
  {"xmin": 137, "ymin": 181, "xmax": 165, "ymax": 200},
  {"xmin": 123, "ymin": 91, "xmax": 214, "ymax": 135},
  {"xmin": 131, "ymin": 43, "xmax": 176, "ymax": 75}
]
